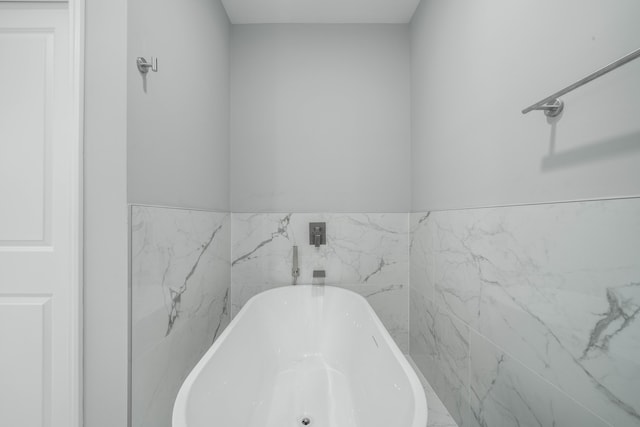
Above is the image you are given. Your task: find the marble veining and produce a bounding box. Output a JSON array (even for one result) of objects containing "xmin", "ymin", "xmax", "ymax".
[
  {"xmin": 165, "ymin": 221, "xmax": 225, "ymax": 336},
  {"xmin": 581, "ymin": 282, "xmax": 639, "ymax": 360},
  {"xmin": 131, "ymin": 206, "xmax": 230, "ymax": 427},
  {"xmin": 410, "ymin": 198, "xmax": 640, "ymax": 427},
  {"xmin": 410, "ymin": 288, "xmax": 471, "ymax": 426},
  {"xmin": 231, "ymin": 212, "xmax": 409, "ymax": 351},
  {"xmin": 232, "ymin": 213, "xmax": 292, "ymax": 267},
  {"xmin": 211, "ymin": 287, "xmax": 230, "ymax": 343},
  {"xmin": 469, "ymin": 331, "xmax": 609, "ymax": 427}
]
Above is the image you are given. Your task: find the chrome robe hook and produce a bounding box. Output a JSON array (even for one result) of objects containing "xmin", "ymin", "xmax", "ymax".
[{"xmin": 136, "ymin": 57, "xmax": 158, "ymax": 74}]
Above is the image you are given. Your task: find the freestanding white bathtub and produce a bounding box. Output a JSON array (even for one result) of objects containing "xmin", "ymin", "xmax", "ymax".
[{"xmin": 173, "ymin": 285, "xmax": 427, "ymax": 427}]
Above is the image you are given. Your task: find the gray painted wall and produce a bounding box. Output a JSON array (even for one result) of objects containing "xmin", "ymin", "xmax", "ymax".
[
  {"xmin": 127, "ymin": 0, "xmax": 230, "ymax": 211},
  {"xmin": 411, "ymin": 0, "xmax": 640, "ymax": 211},
  {"xmin": 85, "ymin": 1, "xmax": 230, "ymax": 426},
  {"xmin": 84, "ymin": 0, "xmax": 129, "ymax": 425},
  {"xmin": 230, "ymin": 24, "xmax": 411, "ymax": 212}
]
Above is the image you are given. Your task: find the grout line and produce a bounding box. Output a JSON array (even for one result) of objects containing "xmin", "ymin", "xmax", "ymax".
[
  {"xmin": 127, "ymin": 205, "xmax": 133, "ymax": 427},
  {"xmin": 129, "ymin": 203, "xmax": 229, "ymax": 213},
  {"xmin": 467, "ymin": 321, "xmax": 472, "ymax": 427},
  {"xmin": 407, "ymin": 212, "xmax": 411, "ymax": 356},
  {"xmin": 229, "ymin": 214, "xmax": 234, "ymax": 320},
  {"xmin": 129, "ymin": 195, "xmax": 640, "ymax": 217},
  {"xmin": 412, "ymin": 194, "xmax": 640, "ymax": 214}
]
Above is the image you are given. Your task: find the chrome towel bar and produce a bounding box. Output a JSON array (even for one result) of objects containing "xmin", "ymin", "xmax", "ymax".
[{"xmin": 522, "ymin": 47, "xmax": 640, "ymax": 117}]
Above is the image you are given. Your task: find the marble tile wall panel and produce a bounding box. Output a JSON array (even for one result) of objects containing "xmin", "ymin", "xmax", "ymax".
[
  {"xmin": 410, "ymin": 287, "xmax": 471, "ymax": 426},
  {"xmin": 231, "ymin": 213, "xmax": 409, "ymax": 351},
  {"xmin": 410, "ymin": 198, "xmax": 640, "ymax": 427},
  {"xmin": 408, "ymin": 356, "xmax": 458, "ymax": 427},
  {"xmin": 131, "ymin": 206, "xmax": 230, "ymax": 427},
  {"xmin": 469, "ymin": 331, "xmax": 608, "ymax": 427}
]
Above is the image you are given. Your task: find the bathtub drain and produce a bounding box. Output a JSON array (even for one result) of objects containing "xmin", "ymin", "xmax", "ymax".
[{"xmin": 300, "ymin": 417, "xmax": 311, "ymax": 426}]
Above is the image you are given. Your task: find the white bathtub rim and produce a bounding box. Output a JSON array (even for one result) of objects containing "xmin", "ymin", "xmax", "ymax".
[{"xmin": 172, "ymin": 284, "xmax": 427, "ymax": 427}]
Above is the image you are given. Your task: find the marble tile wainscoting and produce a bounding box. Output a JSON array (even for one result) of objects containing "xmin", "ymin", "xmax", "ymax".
[
  {"xmin": 231, "ymin": 213, "xmax": 409, "ymax": 352},
  {"xmin": 408, "ymin": 356, "xmax": 459, "ymax": 427},
  {"xmin": 409, "ymin": 198, "xmax": 640, "ymax": 427},
  {"xmin": 130, "ymin": 205, "xmax": 231, "ymax": 427}
]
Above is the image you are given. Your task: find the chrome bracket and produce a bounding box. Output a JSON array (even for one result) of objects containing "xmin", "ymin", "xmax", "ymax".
[
  {"xmin": 538, "ymin": 98, "xmax": 564, "ymax": 117},
  {"xmin": 136, "ymin": 57, "xmax": 158, "ymax": 74}
]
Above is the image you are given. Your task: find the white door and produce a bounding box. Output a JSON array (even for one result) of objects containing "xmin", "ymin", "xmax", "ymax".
[{"xmin": 0, "ymin": 3, "xmax": 81, "ymax": 427}]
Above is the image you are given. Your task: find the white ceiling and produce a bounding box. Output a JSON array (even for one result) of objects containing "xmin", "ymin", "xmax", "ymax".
[{"xmin": 220, "ymin": 0, "xmax": 421, "ymax": 24}]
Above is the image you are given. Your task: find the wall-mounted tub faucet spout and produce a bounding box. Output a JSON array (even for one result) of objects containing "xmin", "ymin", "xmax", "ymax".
[
  {"xmin": 292, "ymin": 246, "xmax": 300, "ymax": 285},
  {"xmin": 312, "ymin": 270, "xmax": 326, "ymax": 286}
]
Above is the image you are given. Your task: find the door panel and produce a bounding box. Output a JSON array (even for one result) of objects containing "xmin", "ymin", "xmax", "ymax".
[
  {"xmin": 0, "ymin": 4, "xmax": 79, "ymax": 427},
  {"xmin": 0, "ymin": 297, "xmax": 52, "ymax": 427},
  {"xmin": 0, "ymin": 29, "xmax": 52, "ymax": 243}
]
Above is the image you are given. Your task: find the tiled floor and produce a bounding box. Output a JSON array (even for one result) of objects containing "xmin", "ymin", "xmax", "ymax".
[{"xmin": 407, "ymin": 356, "xmax": 458, "ymax": 427}]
